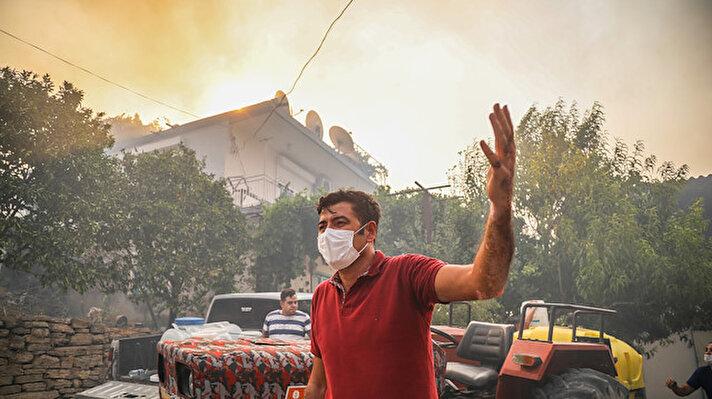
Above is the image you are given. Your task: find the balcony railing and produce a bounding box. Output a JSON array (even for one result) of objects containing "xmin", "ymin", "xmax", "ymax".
[{"xmin": 225, "ymin": 174, "xmax": 294, "ymax": 209}]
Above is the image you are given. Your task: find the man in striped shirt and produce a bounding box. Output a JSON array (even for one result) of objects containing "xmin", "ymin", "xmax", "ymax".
[{"xmin": 262, "ymin": 288, "xmax": 311, "ymax": 340}]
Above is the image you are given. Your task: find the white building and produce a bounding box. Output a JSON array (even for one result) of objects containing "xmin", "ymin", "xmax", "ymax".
[
  {"xmin": 111, "ymin": 94, "xmax": 384, "ymax": 216},
  {"xmin": 111, "ymin": 94, "xmax": 385, "ymax": 291}
]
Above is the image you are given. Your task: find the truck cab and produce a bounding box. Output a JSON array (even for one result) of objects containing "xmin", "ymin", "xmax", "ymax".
[{"xmin": 205, "ymin": 292, "xmax": 312, "ymax": 337}]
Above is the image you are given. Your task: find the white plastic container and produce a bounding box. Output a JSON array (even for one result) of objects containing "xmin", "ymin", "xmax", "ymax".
[
  {"xmin": 159, "ymin": 318, "xmax": 242, "ymax": 342},
  {"xmin": 159, "ymin": 327, "xmax": 190, "ymax": 343},
  {"xmin": 159, "ymin": 317, "xmax": 205, "ymax": 343}
]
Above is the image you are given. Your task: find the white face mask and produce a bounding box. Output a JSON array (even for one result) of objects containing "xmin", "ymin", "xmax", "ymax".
[
  {"xmin": 704, "ymin": 353, "xmax": 712, "ymax": 364},
  {"xmin": 318, "ymin": 224, "xmax": 369, "ymax": 270}
]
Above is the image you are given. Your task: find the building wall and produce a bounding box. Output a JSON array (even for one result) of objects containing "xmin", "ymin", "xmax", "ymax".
[
  {"xmin": 227, "ymin": 124, "xmax": 270, "ymax": 179},
  {"xmin": 277, "ymin": 155, "xmax": 316, "ymax": 194},
  {"xmin": 179, "ymin": 125, "xmax": 229, "ymax": 178},
  {"xmin": 643, "ymin": 330, "xmax": 712, "ymax": 399},
  {"xmin": 116, "ymin": 124, "xmax": 229, "ymax": 179}
]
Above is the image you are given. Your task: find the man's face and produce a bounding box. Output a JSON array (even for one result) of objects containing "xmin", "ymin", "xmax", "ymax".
[
  {"xmin": 318, "ymin": 201, "xmax": 371, "ymax": 250},
  {"xmin": 705, "ymin": 344, "xmax": 712, "ymax": 355},
  {"xmin": 280, "ymin": 295, "xmax": 298, "ymax": 315}
]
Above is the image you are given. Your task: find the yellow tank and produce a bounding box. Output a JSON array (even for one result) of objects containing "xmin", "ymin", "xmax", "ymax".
[{"xmin": 518, "ymin": 325, "xmax": 646, "ymax": 397}]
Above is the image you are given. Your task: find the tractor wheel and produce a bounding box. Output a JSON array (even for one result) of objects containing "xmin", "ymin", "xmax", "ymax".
[{"xmin": 530, "ymin": 368, "xmax": 629, "ymax": 399}]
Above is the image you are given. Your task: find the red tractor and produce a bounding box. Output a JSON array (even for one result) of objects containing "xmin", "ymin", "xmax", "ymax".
[{"xmin": 432, "ymin": 302, "xmax": 637, "ymax": 398}]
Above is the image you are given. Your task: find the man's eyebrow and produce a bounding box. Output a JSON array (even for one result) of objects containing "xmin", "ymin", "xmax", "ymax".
[{"xmin": 318, "ymin": 215, "xmax": 350, "ymax": 226}]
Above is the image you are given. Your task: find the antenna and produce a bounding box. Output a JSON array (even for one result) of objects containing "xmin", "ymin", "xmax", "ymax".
[
  {"xmin": 274, "ymin": 90, "xmax": 291, "ymax": 115},
  {"xmin": 305, "ymin": 110, "xmax": 324, "ymax": 139},
  {"xmin": 329, "ymin": 126, "xmax": 355, "ymax": 154}
]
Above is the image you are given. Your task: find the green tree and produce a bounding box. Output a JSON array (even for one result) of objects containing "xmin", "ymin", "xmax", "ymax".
[
  {"xmin": 375, "ymin": 186, "xmax": 502, "ymax": 326},
  {"xmin": 450, "ymin": 100, "xmax": 712, "ymax": 344},
  {"xmin": 374, "ymin": 186, "xmax": 488, "ymax": 265},
  {"xmin": 119, "ymin": 145, "xmax": 250, "ymax": 325},
  {"xmin": 250, "ymin": 186, "xmax": 488, "ymax": 294},
  {"xmin": 0, "ymin": 67, "xmax": 126, "ymax": 293},
  {"xmin": 251, "ymin": 192, "xmax": 322, "ymax": 291}
]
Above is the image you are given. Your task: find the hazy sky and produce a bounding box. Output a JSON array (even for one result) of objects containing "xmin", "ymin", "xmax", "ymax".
[{"xmin": 2, "ymin": 0, "xmax": 711, "ymax": 190}]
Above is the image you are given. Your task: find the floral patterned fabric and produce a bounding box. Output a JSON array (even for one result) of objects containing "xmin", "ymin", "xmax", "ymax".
[
  {"xmin": 158, "ymin": 337, "xmax": 313, "ymax": 398},
  {"xmin": 158, "ymin": 337, "xmax": 446, "ymax": 398}
]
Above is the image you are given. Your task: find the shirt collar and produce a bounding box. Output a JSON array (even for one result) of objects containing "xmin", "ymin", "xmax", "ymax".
[{"xmin": 328, "ymin": 250, "xmax": 386, "ymax": 291}]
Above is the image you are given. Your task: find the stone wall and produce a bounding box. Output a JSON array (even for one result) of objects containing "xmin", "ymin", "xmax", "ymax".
[{"xmin": 0, "ymin": 313, "xmax": 153, "ymax": 399}]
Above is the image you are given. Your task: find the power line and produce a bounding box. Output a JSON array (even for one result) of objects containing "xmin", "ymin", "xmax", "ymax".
[
  {"xmin": 0, "ymin": 28, "xmax": 200, "ymax": 119},
  {"xmin": 251, "ymin": 0, "xmax": 355, "ymax": 139},
  {"xmin": 285, "ymin": 0, "xmax": 354, "ymax": 97},
  {"xmin": 2, "ymin": 0, "xmax": 354, "ymax": 126}
]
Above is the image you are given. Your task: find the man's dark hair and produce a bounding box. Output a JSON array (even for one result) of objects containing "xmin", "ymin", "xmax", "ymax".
[
  {"xmin": 280, "ymin": 288, "xmax": 296, "ymax": 301},
  {"xmin": 317, "ymin": 189, "xmax": 381, "ymax": 228}
]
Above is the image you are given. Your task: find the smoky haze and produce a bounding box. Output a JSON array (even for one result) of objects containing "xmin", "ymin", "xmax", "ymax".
[{"xmin": 1, "ymin": 0, "xmax": 710, "ymax": 188}]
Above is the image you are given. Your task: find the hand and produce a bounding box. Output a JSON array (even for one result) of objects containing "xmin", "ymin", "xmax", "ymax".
[
  {"xmin": 480, "ymin": 103, "xmax": 516, "ymax": 212},
  {"xmin": 665, "ymin": 377, "xmax": 677, "ymax": 389}
]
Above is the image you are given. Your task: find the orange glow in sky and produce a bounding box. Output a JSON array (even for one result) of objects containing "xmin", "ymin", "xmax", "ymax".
[{"xmin": 1, "ymin": 0, "xmax": 710, "ymax": 189}]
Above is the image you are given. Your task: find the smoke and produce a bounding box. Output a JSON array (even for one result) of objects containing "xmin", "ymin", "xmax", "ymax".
[{"xmin": 2, "ymin": 0, "xmax": 710, "ymax": 184}]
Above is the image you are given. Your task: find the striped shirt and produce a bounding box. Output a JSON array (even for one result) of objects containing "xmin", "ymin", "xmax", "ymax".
[{"xmin": 262, "ymin": 310, "xmax": 311, "ymax": 340}]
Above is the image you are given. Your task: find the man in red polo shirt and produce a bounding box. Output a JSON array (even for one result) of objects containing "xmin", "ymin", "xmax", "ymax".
[{"xmin": 305, "ymin": 103, "xmax": 516, "ymax": 399}]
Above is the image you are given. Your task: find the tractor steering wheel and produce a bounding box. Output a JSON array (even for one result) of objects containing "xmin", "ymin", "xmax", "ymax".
[{"xmin": 430, "ymin": 326, "xmax": 459, "ymax": 349}]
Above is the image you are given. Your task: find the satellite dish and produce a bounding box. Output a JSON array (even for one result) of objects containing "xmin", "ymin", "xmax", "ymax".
[
  {"xmin": 274, "ymin": 90, "xmax": 291, "ymax": 115},
  {"xmin": 305, "ymin": 111, "xmax": 324, "ymax": 139},
  {"xmin": 329, "ymin": 126, "xmax": 355, "ymax": 154}
]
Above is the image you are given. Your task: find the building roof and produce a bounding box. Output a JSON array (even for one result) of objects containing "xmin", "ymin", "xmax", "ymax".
[{"xmin": 111, "ymin": 97, "xmax": 379, "ymax": 188}]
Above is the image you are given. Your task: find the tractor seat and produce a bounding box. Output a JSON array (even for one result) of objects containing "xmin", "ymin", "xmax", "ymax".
[
  {"xmin": 445, "ymin": 362, "xmax": 499, "ymax": 388},
  {"xmin": 445, "ymin": 321, "xmax": 514, "ymax": 389}
]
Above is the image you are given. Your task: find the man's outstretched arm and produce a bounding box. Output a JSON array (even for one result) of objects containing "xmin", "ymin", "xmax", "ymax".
[{"xmin": 435, "ymin": 103, "xmax": 515, "ymax": 303}]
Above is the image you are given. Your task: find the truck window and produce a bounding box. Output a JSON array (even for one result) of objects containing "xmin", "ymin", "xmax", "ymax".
[{"xmin": 206, "ymin": 298, "xmax": 312, "ymax": 330}]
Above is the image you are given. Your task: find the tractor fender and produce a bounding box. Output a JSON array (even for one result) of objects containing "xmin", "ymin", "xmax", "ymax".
[{"xmin": 496, "ymin": 339, "xmax": 617, "ymax": 398}]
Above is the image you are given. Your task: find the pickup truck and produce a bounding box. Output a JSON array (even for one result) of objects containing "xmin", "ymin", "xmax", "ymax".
[
  {"xmin": 157, "ymin": 292, "xmax": 447, "ymax": 398},
  {"xmin": 76, "ymin": 334, "xmax": 162, "ymax": 399},
  {"xmin": 204, "ymin": 292, "xmax": 313, "ymax": 337},
  {"xmin": 77, "ymin": 292, "xmax": 313, "ymax": 399},
  {"xmin": 80, "ymin": 292, "xmax": 447, "ymax": 398},
  {"xmin": 158, "ymin": 292, "xmax": 315, "ymax": 398}
]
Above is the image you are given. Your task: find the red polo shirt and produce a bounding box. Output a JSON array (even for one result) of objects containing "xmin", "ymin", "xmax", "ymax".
[{"xmin": 310, "ymin": 250, "xmax": 445, "ymax": 398}]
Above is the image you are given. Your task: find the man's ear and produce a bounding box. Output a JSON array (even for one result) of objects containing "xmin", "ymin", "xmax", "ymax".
[{"xmin": 365, "ymin": 221, "xmax": 378, "ymax": 242}]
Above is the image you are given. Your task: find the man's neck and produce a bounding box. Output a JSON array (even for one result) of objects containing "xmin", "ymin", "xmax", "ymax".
[{"xmin": 337, "ymin": 246, "xmax": 376, "ymax": 292}]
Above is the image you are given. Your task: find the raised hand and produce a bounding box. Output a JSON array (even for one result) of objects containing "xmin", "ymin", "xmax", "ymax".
[{"xmin": 480, "ymin": 103, "xmax": 516, "ymax": 211}]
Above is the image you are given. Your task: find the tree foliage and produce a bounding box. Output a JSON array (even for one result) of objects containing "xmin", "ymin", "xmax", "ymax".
[
  {"xmin": 6, "ymin": 66, "xmax": 708, "ymax": 344},
  {"xmin": 374, "ymin": 186, "xmax": 487, "ymax": 265},
  {"xmin": 249, "ymin": 184, "xmax": 490, "ymax": 295},
  {"xmin": 374, "ymin": 186, "xmax": 505, "ymax": 324},
  {"xmin": 0, "ymin": 67, "xmax": 126, "ymax": 292},
  {"xmin": 118, "ymin": 145, "xmax": 250, "ymax": 324},
  {"xmin": 251, "ymin": 192, "xmax": 322, "ymax": 291},
  {"xmin": 1, "ymin": 68, "xmax": 251, "ymax": 325},
  {"xmin": 450, "ymin": 99, "xmax": 712, "ymax": 344}
]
